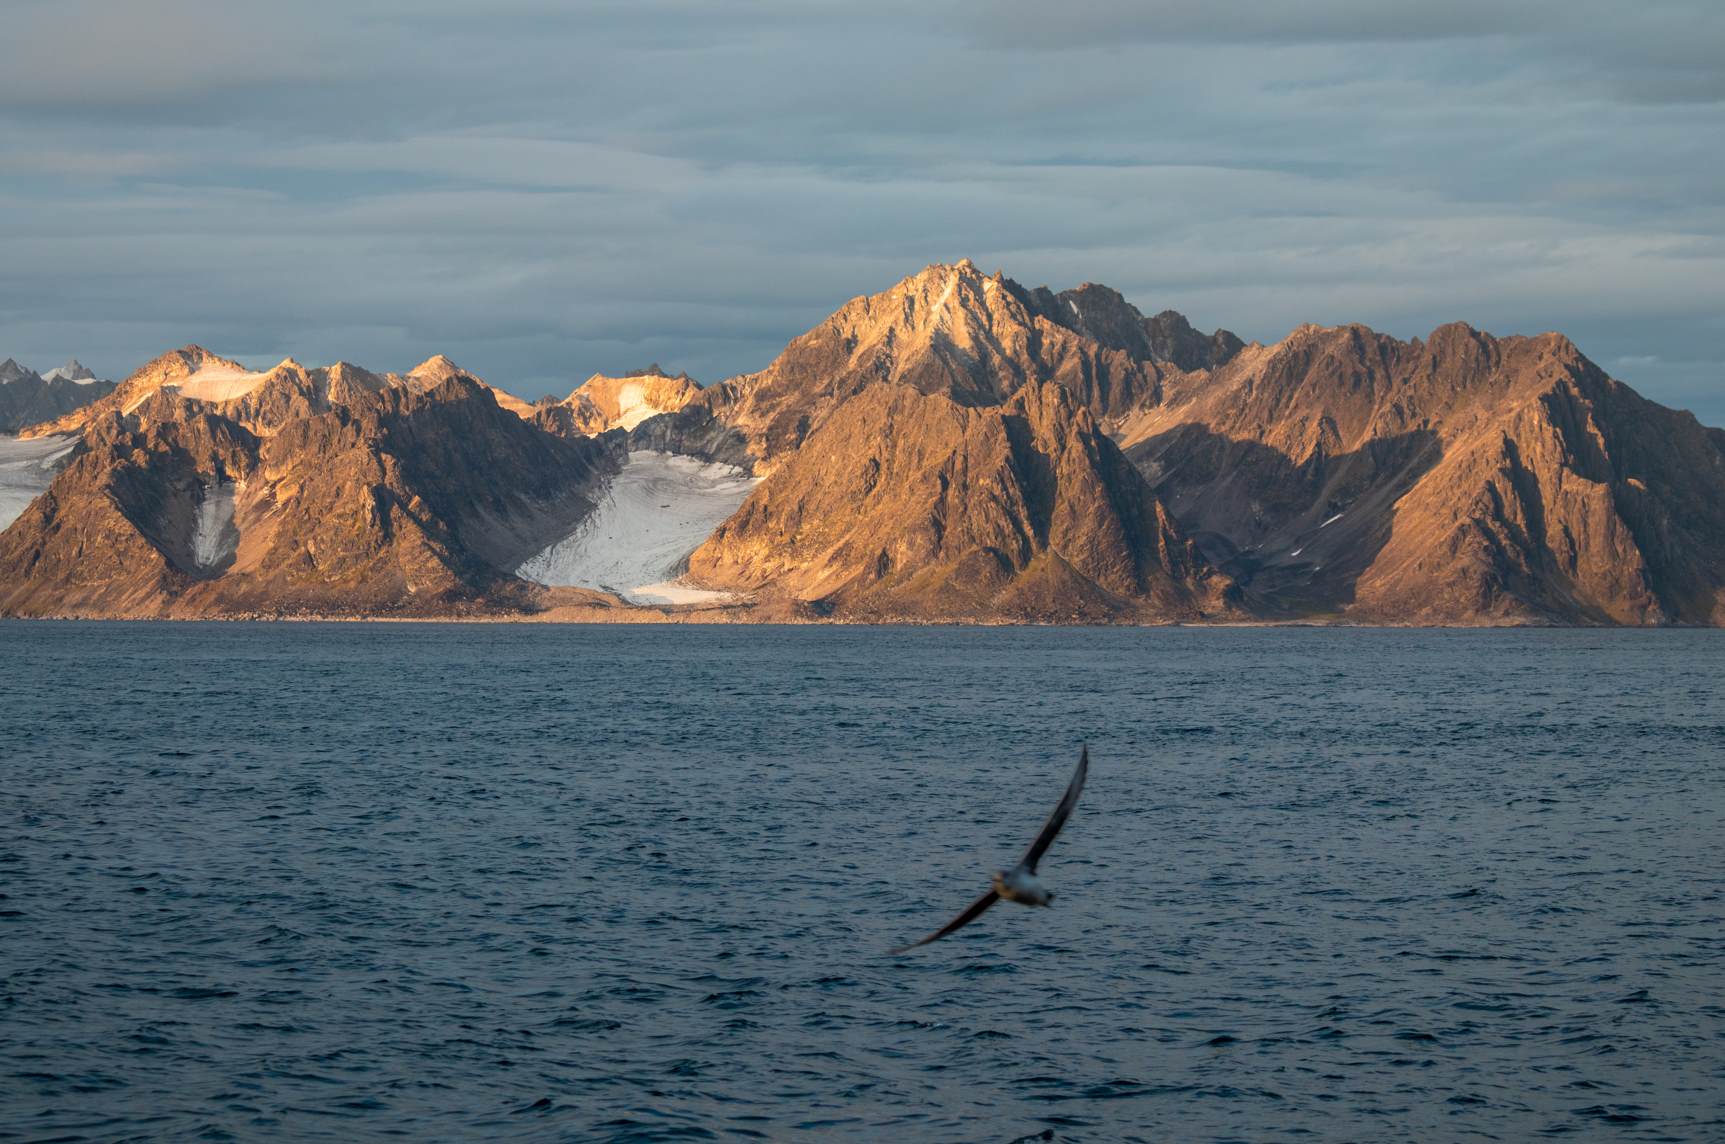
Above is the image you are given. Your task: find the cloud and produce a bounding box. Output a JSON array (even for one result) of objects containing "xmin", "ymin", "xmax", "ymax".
[
  {"xmin": 0, "ymin": 0, "xmax": 325, "ymax": 109},
  {"xmin": 0, "ymin": 0, "xmax": 1720, "ymax": 424},
  {"xmin": 958, "ymin": 0, "xmax": 1540, "ymax": 49}
]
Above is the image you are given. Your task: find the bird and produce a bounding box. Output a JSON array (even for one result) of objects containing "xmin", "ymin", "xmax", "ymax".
[{"xmin": 889, "ymin": 746, "xmax": 1089, "ymax": 954}]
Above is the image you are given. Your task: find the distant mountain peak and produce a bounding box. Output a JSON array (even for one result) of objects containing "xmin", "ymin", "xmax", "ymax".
[
  {"xmin": 409, "ymin": 353, "xmax": 463, "ymax": 378},
  {"xmin": 0, "ymin": 356, "xmax": 118, "ymax": 432},
  {"xmin": 536, "ymin": 369, "xmax": 702, "ymax": 436},
  {"xmin": 40, "ymin": 358, "xmax": 98, "ymax": 383}
]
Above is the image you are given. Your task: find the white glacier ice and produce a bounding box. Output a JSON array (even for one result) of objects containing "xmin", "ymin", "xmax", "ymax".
[
  {"xmin": 516, "ymin": 451, "xmax": 757, "ymax": 605},
  {"xmin": 612, "ymin": 381, "xmax": 661, "ymax": 431},
  {"xmin": 0, "ymin": 434, "xmax": 75, "ymax": 530},
  {"xmin": 191, "ymin": 481, "xmax": 239, "ymax": 569},
  {"xmin": 171, "ymin": 364, "xmax": 272, "ymax": 403}
]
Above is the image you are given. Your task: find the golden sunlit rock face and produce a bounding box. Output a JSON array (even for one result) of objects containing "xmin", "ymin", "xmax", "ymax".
[
  {"xmin": 532, "ymin": 366, "xmax": 702, "ymax": 437},
  {"xmin": 1114, "ymin": 322, "xmax": 1725, "ymax": 624},
  {"xmin": 658, "ymin": 260, "xmax": 1223, "ymax": 475},
  {"xmin": 23, "ymin": 348, "xmax": 542, "ymax": 440},
  {"xmin": 689, "ymin": 381, "xmax": 1229, "ymax": 621},
  {"xmin": 3, "ymin": 261, "xmax": 1723, "ymax": 624},
  {"xmin": 0, "ymin": 374, "xmax": 617, "ymax": 618}
]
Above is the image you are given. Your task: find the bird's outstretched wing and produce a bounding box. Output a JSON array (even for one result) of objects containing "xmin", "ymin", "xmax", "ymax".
[
  {"xmin": 888, "ymin": 889, "xmax": 1000, "ymax": 954},
  {"xmin": 1019, "ymin": 745, "xmax": 1089, "ymax": 873}
]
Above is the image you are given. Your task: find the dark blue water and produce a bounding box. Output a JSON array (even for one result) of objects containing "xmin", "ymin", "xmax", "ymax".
[{"xmin": 2, "ymin": 623, "xmax": 1723, "ymax": 1142}]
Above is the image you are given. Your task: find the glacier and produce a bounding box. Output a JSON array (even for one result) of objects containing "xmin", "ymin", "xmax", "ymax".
[
  {"xmin": 0, "ymin": 434, "xmax": 75, "ymax": 531},
  {"xmin": 516, "ymin": 451, "xmax": 757, "ymax": 604}
]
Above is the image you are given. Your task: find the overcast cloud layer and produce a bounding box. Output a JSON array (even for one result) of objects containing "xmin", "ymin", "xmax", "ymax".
[{"xmin": 2, "ymin": 0, "xmax": 1721, "ymax": 421}]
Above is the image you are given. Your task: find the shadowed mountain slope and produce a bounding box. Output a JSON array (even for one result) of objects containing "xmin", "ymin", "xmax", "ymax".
[
  {"xmin": 0, "ymin": 374, "xmax": 616, "ymax": 618},
  {"xmin": 1116, "ymin": 322, "xmax": 1725, "ymax": 624},
  {"xmin": 1, "ymin": 358, "xmax": 117, "ymax": 433},
  {"xmin": 688, "ymin": 381, "xmax": 1230, "ymax": 621}
]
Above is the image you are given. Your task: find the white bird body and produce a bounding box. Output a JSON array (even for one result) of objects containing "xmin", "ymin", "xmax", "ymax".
[
  {"xmin": 993, "ymin": 865, "xmax": 1051, "ymax": 906},
  {"xmin": 889, "ymin": 746, "xmax": 1089, "ymax": 953}
]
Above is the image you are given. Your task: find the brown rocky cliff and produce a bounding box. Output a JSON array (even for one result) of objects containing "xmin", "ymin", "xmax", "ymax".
[
  {"xmin": 20, "ymin": 346, "xmax": 244, "ymax": 438},
  {"xmin": 688, "ymin": 380, "xmax": 1228, "ymax": 621},
  {"xmin": 1117, "ymin": 323, "xmax": 1725, "ymax": 624},
  {"xmin": 674, "ymin": 261, "xmax": 1221, "ymax": 471},
  {"xmin": 0, "ymin": 375, "xmax": 617, "ymax": 617}
]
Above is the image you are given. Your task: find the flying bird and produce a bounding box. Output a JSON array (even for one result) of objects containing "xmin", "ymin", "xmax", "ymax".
[{"xmin": 889, "ymin": 746, "xmax": 1089, "ymax": 954}]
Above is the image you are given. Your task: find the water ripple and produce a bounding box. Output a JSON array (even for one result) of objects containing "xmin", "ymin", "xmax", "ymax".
[{"xmin": 1, "ymin": 622, "xmax": 1723, "ymax": 1141}]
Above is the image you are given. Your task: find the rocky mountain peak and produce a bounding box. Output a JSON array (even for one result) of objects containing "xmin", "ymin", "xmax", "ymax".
[
  {"xmin": 1144, "ymin": 310, "xmax": 1245, "ymax": 372},
  {"xmin": 408, "ymin": 354, "xmax": 465, "ymax": 381},
  {"xmin": 1055, "ymin": 283, "xmax": 1157, "ymax": 359},
  {"xmin": 533, "ymin": 369, "xmax": 703, "ymax": 437},
  {"xmin": 40, "ymin": 358, "xmax": 98, "ymax": 383}
]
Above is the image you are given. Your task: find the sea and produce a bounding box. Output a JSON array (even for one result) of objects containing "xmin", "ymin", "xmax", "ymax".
[{"xmin": 2, "ymin": 623, "xmax": 1722, "ymax": 1142}]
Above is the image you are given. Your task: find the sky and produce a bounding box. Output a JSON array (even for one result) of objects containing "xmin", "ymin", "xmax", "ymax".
[{"xmin": 2, "ymin": 0, "xmax": 1722, "ymax": 422}]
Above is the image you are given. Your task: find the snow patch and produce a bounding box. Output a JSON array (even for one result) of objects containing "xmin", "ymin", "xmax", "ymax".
[
  {"xmin": 612, "ymin": 381, "xmax": 663, "ymax": 431},
  {"xmin": 629, "ymin": 580, "xmax": 737, "ymax": 606},
  {"xmin": 191, "ymin": 481, "xmax": 239, "ymax": 569},
  {"xmin": 517, "ymin": 451, "xmax": 757, "ymax": 604},
  {"xmin": 0, "ymin": 434, "xmax": 75, "ymax": 530},
  {"xmin": 170, "ymin": 364, "xmax": 272, "ymax": 403},
  {"xmin": 928, "ymin": 272, "xmax": 958, "ymax": 328}
]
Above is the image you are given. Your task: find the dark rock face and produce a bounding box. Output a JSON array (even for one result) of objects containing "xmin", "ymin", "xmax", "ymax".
[
  {"xmin": 625, "ymin": 402, "xmax": 755, "ymax": 471},
  {"xmin": 0, "ymin": 359, "xmax": 118, "ymax": 433},
  {"xmin": 1144, "ymin": 311, "xmax": 1244, "ymax": 373}
]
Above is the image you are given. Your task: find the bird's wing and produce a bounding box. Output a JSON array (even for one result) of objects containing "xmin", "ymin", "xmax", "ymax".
[
  {"xmin": 888, "ymin": 889, "xmax": 1001, "ymax": 954},
  {"xmin": 1019, "ymin": 745, "xmax": 1089, "ymax": 873}
]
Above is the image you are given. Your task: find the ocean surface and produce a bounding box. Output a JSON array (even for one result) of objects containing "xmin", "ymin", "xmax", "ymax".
[{"xmin": 2, "ymin": 623, "xmax": 1722, "ymax": 1143}]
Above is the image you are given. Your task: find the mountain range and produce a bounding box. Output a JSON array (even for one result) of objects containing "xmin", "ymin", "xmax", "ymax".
[
  {"xmin": 3, "ymin": 261, "xmax": 1721, "ymax": 624},
  {"xmin": 1, "ymin": 358, "xmax": 116, "ymax": 433}
]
